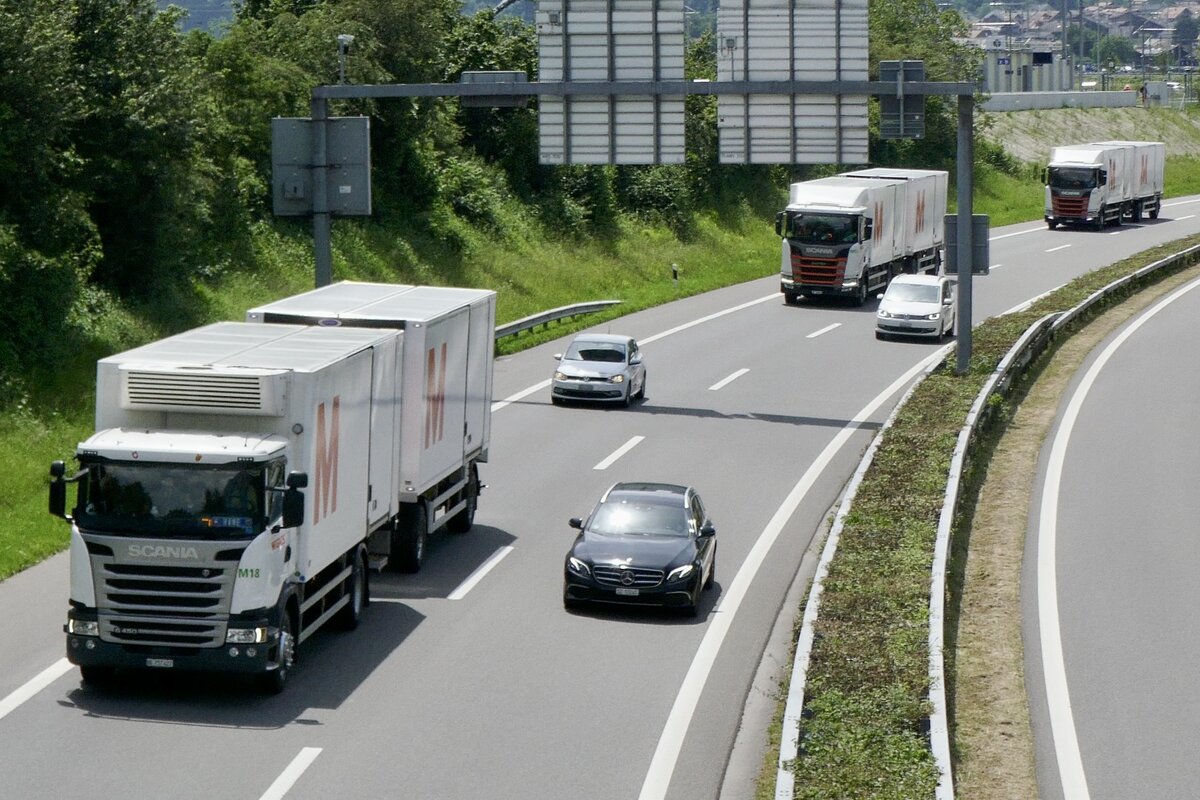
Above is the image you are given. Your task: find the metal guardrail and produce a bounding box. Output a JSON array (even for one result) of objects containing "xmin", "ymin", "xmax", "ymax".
[
  {"xmin": 775, "ymin": 240, "xmax": 1200, "ymax": 800},
  {"xmin": 494, "ymin": 300, "xmax": 622, "ymax": 341}
]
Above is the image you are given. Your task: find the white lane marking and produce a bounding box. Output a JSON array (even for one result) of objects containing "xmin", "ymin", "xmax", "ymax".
[
  {"xmin": 1175, "ymin": 214, "xmax": 1196, "ymax": 221},
  {"xmin": 594, "ymin": 436, "xmax": 645, "ymax": 470},
  {"xmin": 258, "ymin": 747, "xmax": 323, "ymax": 800},
  {"xmin": 0, "ymin": 659, "xmax": 73, "ymax": 722},
  {"xmin": 1163, "ymin": 198, "xmax": 1200, "ymax": 207},
  {"xmin": 990, "ymin": 263, "xmax": 1003, "ymax": 270},
  {"xmin": 806, "ymin": 323, "xmax": 841, "ymax": 339},
  {"xmin": 708, "ymin": 369, "xmax": 749, "ymax": 391},
  {"xmin": 637, "ymin": 349, "xmax": 946, "ymax": 800},
  {"xmin": 492, "ymin": 379, "xmax": 551, "ymax": 412},
  {"xmin": 1046, "ymin": 244, "xmax": 1072, "ymax": 253},
  {"xmin": 448, "ymin": 546, "xmax": 515, "ymax": 600},
  {"xmin": 990, "ymin": 226, "xmax": 1045, "ymax": 241},
  {"xmin": 1036, "ymin": 276, "xmax": 1200, "ymax": 800}
]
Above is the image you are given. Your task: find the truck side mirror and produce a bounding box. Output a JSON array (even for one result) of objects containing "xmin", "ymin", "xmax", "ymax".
[
  {"xmin": 775, "ymin": 212, "xmax": 784, "ymax": 237},
  {"xmin": 49, "ymin": 461, "xmax": 67, "ymax": 519},
  {"xmin": 282, "ymin": 487, "xmax": 305, "ymax": 529},
  {"xmin": 863, "ymin": 220, "xmax": 873, "ymax": 240},
  {"xmin": 286, "ymin": 471, "xmax": 308, "ymax": 489}
]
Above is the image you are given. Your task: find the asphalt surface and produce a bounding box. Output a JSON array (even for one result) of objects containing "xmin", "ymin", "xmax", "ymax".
[{"xmin": 3, "ymin": 202, "xmax": 1200, "ymax": 800}]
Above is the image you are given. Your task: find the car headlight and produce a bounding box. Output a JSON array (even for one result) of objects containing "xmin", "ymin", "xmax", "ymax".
[
  {"xmin": 68, "ymin": 619, "xmax": 99, "ymax": 637},
  {"xmin": 609, "ymin": 374, "xmax": 625, "ymax": 383},
  {"xmin": 567, "ymin": 556, "xmax": 591, "ymax": 577},
  {"xmin": 554, "ymin": 371, "xmax": 568, "ymax": 381},
  {"xmin": 667, "ymin": 564, "xmax": 695, "ymax": 582},
  {"xmin": 225, "ymin": 626, "xmax": 269, "ymax": 644},
  {"xmin": 924, "ymin": 312, "xmax": 941, "ymax": 320},
  {"xmin": 877, "ymin": 309, "xmax": 894, "ymax": 319}
]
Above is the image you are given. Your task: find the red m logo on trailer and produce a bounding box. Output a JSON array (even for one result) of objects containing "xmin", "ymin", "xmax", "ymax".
[
  {"xmin": 314, "ymin": 396, "xmax": 340, "ymax": 524},
  {"xmin": 873, "ymin": 202, "xmax": 885, "ymax": 243},
  {"xmin": 915, "ymin": 191, "xmax": 926, "ymax": 234},
  {"xmin": 1141, "ymin": 155, "xmax": 1149, "ymax": 185},
  {"xmin": 425, "ymin": 343, "xmax": 448, "ymax": 449}
]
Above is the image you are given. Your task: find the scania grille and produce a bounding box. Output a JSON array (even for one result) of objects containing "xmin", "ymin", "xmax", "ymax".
[
  {"xmin": 593, "ymin": 565, "xmax": 665, "ymax": 588},
  {"xmin": 793, "ymin": 255, "xmax": 847, "ymax": 285},
  {"xmin": 92, "ymin": 560, "xmax": 234, "ymax": 648},
  {"xmin": 1052, "ymin": 197, "xmax": 1089, "ymax": 216}
]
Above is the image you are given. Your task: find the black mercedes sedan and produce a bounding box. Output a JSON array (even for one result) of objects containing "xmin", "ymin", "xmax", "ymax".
[{"xmin": 563, "ymin": 482, "xmax": 716, "ymax": 617}]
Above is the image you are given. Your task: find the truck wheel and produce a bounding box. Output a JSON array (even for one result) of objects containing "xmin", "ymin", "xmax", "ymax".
[
  {"xmin": 1047, "ymin": 220, "xmax": 1058, "ymax": 230},
  {"xmin": 260, "ymin": 605, "xmax": 295, "ymax": 695},
  {"xmin": 1132, "ymin": 202, "xmax": 1143, "ymax": 222},
  {"xmin": 79, "ymin": 665, "xmax": 115, "ymax": 686},
  {"xmin": 1150, "ymin": 206, "xmax": 1160, "ymax": 219},
  {"xmin": 855, "ymin": 280, "xmax": 868, "ymax": 306},
  {"xmin": 783, "ymin": 292, "xmax": 800, "ymax": 305},
  {"xmin": 394, "ymin": 502, "xmax": 428, "ymax": 573},
  {"xmin": 447, "ymin": 465, "xmax": 479, "ymax": 534},
  {"xmin": 334, "ymin": 546, "xmax": 367, "ymax": 630}
]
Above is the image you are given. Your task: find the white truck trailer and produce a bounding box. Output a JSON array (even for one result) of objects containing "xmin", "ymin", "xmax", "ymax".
[
  {"xmin": 245, "ymin": 282, "xmax": 496, "ymax": 574},
  {"xmin": 1044, "ymin": 141, "xmax": 1164, "ymax": 229},
  {"xmin": 1091, "ymin": 140, "xmax": 1165, "ymax": 223},
  {"xmin": 53, "ymin": 323, "xmax": 407, "ymax": 692},
  {"xmin": 775, "ymin": 169, "xmax": 948, "ymax": 305}
]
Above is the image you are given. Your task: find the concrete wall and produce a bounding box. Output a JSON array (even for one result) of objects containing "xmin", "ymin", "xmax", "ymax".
[{"xmin": 981, "ymin": 91, "xmax": 1138, "ymax": 111}]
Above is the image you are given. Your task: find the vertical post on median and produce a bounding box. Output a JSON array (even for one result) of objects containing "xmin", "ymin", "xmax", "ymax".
[
  {"xmin": 955, "ymin": 93, "xmax": 974, "ymax": 375},
  {"xmin": 311, "ymin": 96, "xmax": 333, "ymax": 288}
]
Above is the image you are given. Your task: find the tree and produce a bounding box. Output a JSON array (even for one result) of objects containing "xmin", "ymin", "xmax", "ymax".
[
  {"xmin": 1095, "ymin": 35, "xmax": 1137, "ymax": 69},
  {"xmin": 1175, "ymin": 13, "xmax": 1198, "ymax": 48}
]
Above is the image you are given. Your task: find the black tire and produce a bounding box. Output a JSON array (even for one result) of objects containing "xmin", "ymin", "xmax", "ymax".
[
  {"xmin": 550, "ymin": 395, "xmax": 564, "ymax": 406},
  {"xmin": 783, "ymin": 292, "xmax": 800, "ymax": 305},
  {"xmin": 704, "ymin": 549, "xmax": 716, "ymax": 590},
  {"xmin": 1150, "ymin": 206, "xmax": 1160, "ymax": 219},
  {"xmin": 875, "ymin": 330, "xmax": 886, "ymax": 341},
  {"xmin": 259, "ymin": 605, "xmax": 295, "ymax": 695},
  {"xmin": 635, "ymin": 374, "xmax": 646, "ymax": 401},
  {"xmin": 855, "ymin": 278, "xmax": 869, "ymax": 306},
  {"xmin": 447, "ymin": 465, "xmax": 479, "ymax": 534},
  {"xmin": 1132, "ymin": 202, "xmax": 1143, "ymax": 223},
  {"xmin": 563, "ymin": 592, "xmax": 585, "ymax": 612},
  {"xmin": 79, "ymin": 665, "xmax": 115, "ymax": 686},
  {"xmin": 681, "ymin": 586, "xmax": 700, "ymax": 618},
  {"xmin": 393, "ymin": 501, "xmax": 428, "ymax": 573},
  {"xmin": 1047, "ymin": 220, "xmax": 1058, "ymax": 230},
  {"xmin": 622, "ymin": 386, "xmax": 633, "ymax": 408},
  {"xmin": 334, "ymin": 547, "xmax": 367, "ymax": 631}
]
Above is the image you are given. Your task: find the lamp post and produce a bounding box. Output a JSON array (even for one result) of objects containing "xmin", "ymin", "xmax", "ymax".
[{"xmin": 336, "ymin": 34, "xmax": 355, "ymax": 85}]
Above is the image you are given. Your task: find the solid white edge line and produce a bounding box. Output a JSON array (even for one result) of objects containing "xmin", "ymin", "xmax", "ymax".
[
  {"xmin": 448, "ymin": 546, "xmax": 515, "ymax": 600},
  {"xmin": 593, "ymin": 435, "xmax": 645, "ymax": 471},
  {"xmin": 1036, "ymin": 276, "xmax": 1200, "ymax": 800},
  {"xmin": 806, "ymin": 323, "xmax": 841, "ymax": 339},
  {"xmin": 1176, "ymin": 214, "xmax": 1196, "ymax": 221},
  {"xmin": 1046, "ymin": 244, "xmax": 1072, "ymax": 253},
  {"xmin": 258, "ymin": 747, "xmax": 323, "ymax": 800},
  {"xmin": 0, "ymin": 658, "xmax": 73, "ymax": 722},
  {"xmin": 708, "ymin": 368, "xmax": 749, "ymax": 391},
  {"xmin": 639, "ymin": 349, "xmax": 946, "ymax": 800}
]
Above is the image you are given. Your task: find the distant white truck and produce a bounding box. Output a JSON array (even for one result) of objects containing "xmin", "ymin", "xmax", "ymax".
[
  {"xmin": 52, "ymin": 284, "xmax": 495, "ymax": 693},
  {"xmin": 1044, "ymin": 141, "xmax": 1164, "ymax": 229},
  {"xmin": 775, "ymin": 168, "xmax": 948, "ymax": 305}
]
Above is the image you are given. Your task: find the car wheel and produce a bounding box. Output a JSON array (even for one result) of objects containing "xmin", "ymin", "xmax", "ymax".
[
  {"xmin": 636, "ymin": 374, "xmax": 646, "ymax": 401},
  {"xmin": 334, "ymin": 547, "xmax": 367, "ymax": 631},
  {"xmin": 551, "ymin": 395, "xmax": 564, "ymax": 406},
  {"xmin": 681, "ymin": 587, "xmax": 700, "ymax": 618},
  {"xmin": 563, "ymin": 588, "xmax": 585, "ymax": 612},
  {"xmin": 622, "ymin": 386, "xmax": 633, "ymax": 408},
  {"xmin": 875, "ymin": 330, "xmax": 886, "ymax": 341},
  {"xmin": 704, "ymin": 548, "xmax": 716, "ymax": 590}
]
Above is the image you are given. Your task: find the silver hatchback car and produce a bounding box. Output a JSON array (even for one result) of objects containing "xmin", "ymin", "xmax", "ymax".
[{"xmin": 551, "ymin": 334, "xmax": 646, "ymax": 406}]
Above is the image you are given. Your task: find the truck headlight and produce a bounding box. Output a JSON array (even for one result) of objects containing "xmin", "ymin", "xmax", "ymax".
[
  {"xmin": 68, "ymin": 619, "xmax": 99, "ymax": 637},
  {"xmin": 226, "ymin": 626, "xmax": 269, "ymax": 644}
]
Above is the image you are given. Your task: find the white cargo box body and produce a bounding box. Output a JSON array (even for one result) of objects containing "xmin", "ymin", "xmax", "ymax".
[
  {"xmin": 1092, "ymin": 140, "xmax": 1166, "ymax": 198},
  {"xmin": 841, "ymin": 168, "xmax": 948, "ymax": 255},
  {"xmin": 787, "ymin": 177, "xmax": 902, "ymax": 267},
  {"xmin": 1049, "ymin": 144, "xmax": 1131, "ymax": 202},
  {"xmin": 92, "ymin": 322, "xmax": 401, "ymax": 578},
  {"xmin": 246, "ymin": 282, "xmax": 496, "ymax": 505}
]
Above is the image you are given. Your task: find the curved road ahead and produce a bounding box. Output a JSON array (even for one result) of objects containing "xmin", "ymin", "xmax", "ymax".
[{"xmin": 3, "ymin": 201, "xmax": 1200, "ymax": 800}]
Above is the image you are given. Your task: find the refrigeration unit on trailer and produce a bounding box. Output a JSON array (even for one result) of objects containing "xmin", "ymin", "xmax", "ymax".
[
  {"xmin": 775, "ymin": 169, "xmax": 948, "ymax": 305},
  {"xmin": 246, "ymin": 282, "xmax": 496, "ymax": 574},
  {"xmin": 52, "ymin": 322, "xmax": 408, "ymax": 692}
]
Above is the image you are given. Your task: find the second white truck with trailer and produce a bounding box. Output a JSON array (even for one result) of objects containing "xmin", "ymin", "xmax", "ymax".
[
  {"xmin": 1044, "ymin": 141, "xmax": 1164, "ymax": 229},
  {"xmin": 775, "ymin": 168, "xmax": 948, "ymax": 305}
]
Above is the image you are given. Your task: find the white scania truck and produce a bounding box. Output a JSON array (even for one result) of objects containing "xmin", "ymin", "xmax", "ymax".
[
  {"xmin": 1044, "ymin": 141, "xmax": 1164, "ymax": 229},
  {"xmin": 775, "ymin": 168, "xmax": 948, "ymax": 305},
  {"xmin": 52, "ymin": 284, "xmax": 495, "ymax": 692}
]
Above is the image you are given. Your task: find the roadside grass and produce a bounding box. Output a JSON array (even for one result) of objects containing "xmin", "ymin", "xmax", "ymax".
[{"xmin": 767, "ymin": 233, "xmax": 1200, "ymax": 797}]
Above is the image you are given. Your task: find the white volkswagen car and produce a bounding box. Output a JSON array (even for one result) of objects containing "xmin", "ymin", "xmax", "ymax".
[
  {"xmin": 551, "ymin": 334, "xmax": 646, "ymax": 406},
  {"xmin": 875, "ymin": 274, "xmax": 956, "ymax": 340}
]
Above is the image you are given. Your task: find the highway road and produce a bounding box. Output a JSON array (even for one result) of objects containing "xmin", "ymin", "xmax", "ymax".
[
  {"xmin": 1028, "ymin": 269, "xmax": 1200, "ymax": 800},
  {"xmin": 3, "ymin": 200, "xmax": 1200, "ymax": 800}
]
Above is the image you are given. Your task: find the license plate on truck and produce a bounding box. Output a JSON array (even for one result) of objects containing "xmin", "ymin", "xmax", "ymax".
[{"xmin": 146, "ymin": 658, "xmax": 174, "ymax": 669}]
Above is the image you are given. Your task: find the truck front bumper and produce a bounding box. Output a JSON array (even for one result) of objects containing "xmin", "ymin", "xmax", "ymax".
[{"xmin": 782, "ymin": 277, "xmax": 856, "ymax": 297}]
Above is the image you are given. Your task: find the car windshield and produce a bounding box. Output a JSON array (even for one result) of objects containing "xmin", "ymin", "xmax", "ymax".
[
  {"xmin": 588, "ymin": 502, "xmax": 690, "ymax": 537},
  {"xmin": 564, "ymin": 340, "xmax": 627, "ymax": 363},
  {"xmin": 76, "ymin": 461, "xmax": 266, "ymax": 538},
  {"xmin": 1049, "ymin": 166, "xmax": 1097, "ymax": 191},
  {"xmin": 885, "ymin": 283, "xmax": 939, "ymax": 303},
  {"xmin": 788, "ymin": 212, "xmax": 858, "ymax": 245}
]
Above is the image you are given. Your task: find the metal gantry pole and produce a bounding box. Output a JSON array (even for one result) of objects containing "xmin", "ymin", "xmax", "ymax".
[
  {"xmin": 311, "ymin": 96, "xmax": 333, "ymax": 288},
  {"xmin": 955, "ymin": 93, "xmax": 974, "ymax": 375}
]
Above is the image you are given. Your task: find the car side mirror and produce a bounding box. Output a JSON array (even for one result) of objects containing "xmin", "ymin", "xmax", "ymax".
[
  {"xmin": 630, "ymin": 353, "xmax": 643, "ymax": 365},
  {"xmin": 700, "ymin": 523, "xmax": 716, "ymax": 537},
  {"xmin": 553, "ymin": 353, "xmax": 563, "ymax": 361},
  {"xmin": 875, "ymin": 292, "xmax": 884, "ymax": 300},
  {"xmin": 568, "ymin": 517, "xmax": 583, "ymax": 530}
]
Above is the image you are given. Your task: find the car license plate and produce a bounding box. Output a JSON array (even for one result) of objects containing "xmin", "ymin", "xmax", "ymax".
[
  {"xmin": 146, "ymin": 658, "xmax": 174, "ymax": 669},
  {"xmin": 615, "ymin": 587, "xmax": 639, "ymax": 597}
]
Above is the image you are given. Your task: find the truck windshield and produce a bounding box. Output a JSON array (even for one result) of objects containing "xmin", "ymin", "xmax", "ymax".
[
  {"xmin": 76, "ymin": 461, "xmax": 266, "ymax": 538},
  {"xmin": 1049, "ymin": 167, "xmax": 1098, "ymax": 191},
  {"xmin": 787, "ymin": 213, "xmax": 859, "ymax": 245}
]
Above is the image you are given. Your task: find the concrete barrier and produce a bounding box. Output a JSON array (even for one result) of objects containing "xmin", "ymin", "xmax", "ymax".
[{"xmin": 981, "ymin": 91, "xmax": 1138, "ymax": 111}]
